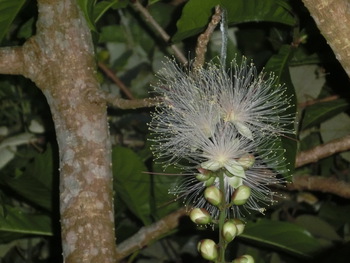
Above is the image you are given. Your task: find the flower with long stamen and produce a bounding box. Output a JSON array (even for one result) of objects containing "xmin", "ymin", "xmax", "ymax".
[{"xmin": 149, "ymin": 57, "xmax": 295, "ymax": 218}]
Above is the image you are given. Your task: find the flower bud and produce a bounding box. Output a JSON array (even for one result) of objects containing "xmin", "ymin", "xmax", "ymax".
[
  {"xmin": 231, "ymin": 185, "xmax": 251, "ymax": 205},
  {"xmin": 222, "ymin": 220, "xmax": 238, "ymax": 242},
  {"xmin": 204, "ymin": 186, "xmax": 223, "ymax": 206},
  {"xmin": 231, "ymin": 218, "xmax": 245, "ymax": 236},
  {"xmin": 237, "ymin": 154, "xmax": 255, "ymax": 170},
  {"xmin": 198, "ymin": 239, "xmax": 218, "ymax": 261},
  {"xmin": 189, "ymin": 208, "xmax": 212, "ymax": 225},
  {"xmin": 232, "ymin": 254, "xmax": 255, "ymax": 263},
  {"xmin": 195, "ymin": 173, "xmax": 211, "ymax": 182}
]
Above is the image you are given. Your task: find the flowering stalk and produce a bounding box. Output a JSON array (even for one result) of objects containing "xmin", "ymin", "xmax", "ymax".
[
  {"xmin": 218, "ymin": 172, "xmax": 227, "ymax": 262},
  {"xmin": 149, "ymin": 57, "xmax": 295, "ymax": 262}
]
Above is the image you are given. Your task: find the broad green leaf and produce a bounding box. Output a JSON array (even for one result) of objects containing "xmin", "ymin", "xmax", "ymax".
[
  {"xmin": 290, "ymin": 65, "xmax": 325, "ymax": 104},
  {"xmin": 0, "ymin": 0, "xmax": 26, "ymax": 43},
  {"xmin": 0, "ymin": 146, "xmax": 54, "ymax": 211},
  {"xmin": 264, "ymin": 45, "xmax": 297, "ymax": 177},
  {"xmin": 173, "ymin": 0, "xmax": 295, "ymax": 42},
  {"xmin": 94, "ymin": 0, "xmax": 128, "ymax": 23},
  {"xmin": 151, "ymin": 163, "xmax": 181, "ymax": 219},
  {"xmin": 301, "ymin": 99, "xmax": 349, "ymax": 130},
  {"xmin": 0, "ymin": 205, "xmax": 52, "ymax": 243},
  {"xmin": 148, "ymin": 0, "xmax": 162, "ymax": 5},
  {"xmin": 112, "ymin": 146, "xmax": 152, "ymax": 225},
  {"xmin": 241, "ymin": 219, "xmax": 324, "ymax": 257},
  {"xmin": 319, "ymin": 202, "xmax": 350, "ymax": 228},
  {"xmin": 320, "ymin": 112, "xmax": 350, "ymax": 162},
  {"xmin": 295, "ymin": 215, "xmax": 342, "ymax": 242},
  {"xmin": 77, "ymin": 0, "xmax": 96, "ymax": 31}
]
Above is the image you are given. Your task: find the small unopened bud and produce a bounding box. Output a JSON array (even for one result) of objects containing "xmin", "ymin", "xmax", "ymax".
[
  {"xmin": 232, "ymin": 254, "xmax": 255, "ymax": 263},
  {"xmin": 222, "ymin": 220, "xmax": 238, "ymax": 242},
  {"xmin": 231, "ymin": 185, "xmax": 251, "ymax": 205},
  {"xmin": 198, "ymin": 239, "xmax": 218, "ymax": 261},
  {"xmin": 204, "ymin": 186, "xmax": 223, "ymax": 206},
  {"xmin": 189, "ymin": 208, "xmax": 212, "ymax": 225},
  {"xmin": 195, "ymin": 173, "xmax": 211, "ymax": 182},
  {"xmin": 231, "ymin": 218, "xmax": 245, "ymax": 235},
  {"xmin": 237, "ymin": 154, "xmax": 255, "ymax": 170}
]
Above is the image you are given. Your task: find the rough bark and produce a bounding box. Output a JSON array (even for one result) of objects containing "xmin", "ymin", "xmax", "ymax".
[
  {"xmin": 301, "ymin": 0, "xmax": 350, "ymax": 78},
  {"xmin": 0, "ymin": 0, "xmax": 117, "ymax": 262}
]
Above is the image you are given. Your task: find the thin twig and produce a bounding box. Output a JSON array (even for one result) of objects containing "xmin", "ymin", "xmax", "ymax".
[
  {"xmin": 103, "ymin": 91, "xmax": 160, "ymax": 109},
  {"xmin": 98, "ymin": 62, "xmax": 135, "ymax": 100},
  {"xmin": 298, "ymin": 95, "xmax": 339, "ymax": 108},
  {"xmin": 115, "ymin": 207, "xmax": 188, "ymax": 260},
  {"xmin": 193, "ymin": 5, "xmax": 222, "ymax": 69},
  {"xmin": 131, "ymin": 0, "xmax": 188, "ymax": 65}
]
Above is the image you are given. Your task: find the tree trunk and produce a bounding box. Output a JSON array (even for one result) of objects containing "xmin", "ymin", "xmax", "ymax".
[
  {"xmin": 0, "ymin": 0, "xmax": 117, "ymax": 262},
  {"xmin": 301, "ymin": 0, "xmax": 350, "ymax": 78}
]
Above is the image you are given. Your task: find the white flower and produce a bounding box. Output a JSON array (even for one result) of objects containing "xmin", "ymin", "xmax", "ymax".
[{"xmin": 149, "ymin": 57, "xmax": 294, "ymax": 218}]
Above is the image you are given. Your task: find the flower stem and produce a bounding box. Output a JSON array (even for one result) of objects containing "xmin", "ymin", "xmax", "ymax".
[{"xmin": 218, "ymin": 172, "xmax": 227, "ymax": 263}]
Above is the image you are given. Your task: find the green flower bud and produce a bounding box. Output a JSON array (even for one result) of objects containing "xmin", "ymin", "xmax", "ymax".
[
  {"xmin": 222, "ymin": 220, "xmax": 238, "ymax": 242},
  {"xmin": 189, "ymin": 208, "xmax": 212, "ymax": 225},
  {"xmin": 231, "ymin": 218, "xmax": 245, "ymax": 236},
  {"xmin": 204, "ymin": 176, "xmax": 216, "ymax": 187},
  {"xmin": 198, "ymin": 239, "xmax": 218, "ymax": 261},
  {"xmin": 237, "ymin": 154, "xmax": 255, "ymax": 170},
  {"xmin": 204, "ymin": 186, "xmax": 223, "ymax": 206},
  {"xmin": 231, "ymin": 185, "xmax": 251, "ymax": 205},
  {"xmin": 232, "ymin": 254, "xmax": 255, "ymax": 263},
  {"xmin": 195, "ymin": 173, "xmax": 211, "ymax": 182}
]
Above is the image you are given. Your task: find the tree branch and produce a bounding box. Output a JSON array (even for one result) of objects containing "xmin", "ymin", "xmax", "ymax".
[
  {"xmin": 131, "ymin": 0, "xmax": 188, "ymax": 65},
  {"xmin": 288, "ymin": 175, "xmax": 350, "ymax": 199},
  {"xmin": 301, "ymin": 0, "xmax": 350, "ymax": 78},
  {"xmin": 98, "ymin": 62, "xmax": 135, "ymax": 100},
  {"xmin": 0, "ymin": 46, "xmax": 25, "ymax": 75},
  {"xmin": 115, "ymin": 207, "xmax": 187, "ymax": 260},
  {"xmin": 103, "ymin": 92, "xmax": 160, "ymax": 109},
  {"xmin": 295, "ymin": 135, "xmax": 350, "ymax": 167},
  {"xmin": 193, "ymin": 5, "xmax": 222, "ymax": 69}
]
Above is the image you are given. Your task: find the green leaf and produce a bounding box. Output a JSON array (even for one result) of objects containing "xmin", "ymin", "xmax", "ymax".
[
  {"xmin": 320, "ymin": 112, "xmax": 350, "ymax": 162},
  {"xmin": 173, "ymin": 0, "xmax": 295, "ymax": 42},
  {"xmin": 264, "ymin": 45, "xmax": 297, "ymax": 177},
  {"xmin": 112, "ymin": 146, "xmax": 152, "ymax": 225},
  {"xmin": 0, "ymin": 205, "xmax": 52, "ymax": 243},
  {"xmin": 0, "ymin": 0, "xmax": 26, "ymax": 43},
  {"xmin": 148, "ymin": 0, "xmax": 162, "ymax": 5},
  {"xmin": 302, "ymin": 99, "xmax": 349, "ymax": 130},
  {"xmin": 241, "ymin": 219, "xmax": 324, "ymax": 257},
  {"xmin": 295, "ymin": 215, "xmax": 342, "ymax": 242},
  {"xmin": 77, "ymin": 0, "xmax": 96, "ymax": 31},
  {"xmin": 0, "ymin": 146, "xmax": 54, "ymax": 211},
  {"xmin": 151, "ymin": 164, "xmax": 182, "ymax": 219},
  {"xmin": 94, "ymin": 0, "xmax": 128, "ymax": 23}
]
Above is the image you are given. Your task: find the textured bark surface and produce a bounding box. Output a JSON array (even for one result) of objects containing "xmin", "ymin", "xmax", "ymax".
[
  {"xmin": 0, "ymin": 0, "xmax": 117, "ymax": 262},
  {"xmin": 301, "ymin": 0, "xmax": 350, "ymax": 78}
]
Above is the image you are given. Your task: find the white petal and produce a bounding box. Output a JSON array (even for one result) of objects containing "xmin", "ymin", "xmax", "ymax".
[
  {"xmin": 224, "ymin": 159, "xmax": 246, "ymax": 178},
  {"xmin": 201, "ymin": 160, "xmax": 223, "ymax": 171},
  {"xmin": 226, "ymin": 175, "xmax": 243, "ymax": 189},
  {"xmin": 234, "ymin": 121, "xmax": 253, "ymax": 140}
]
